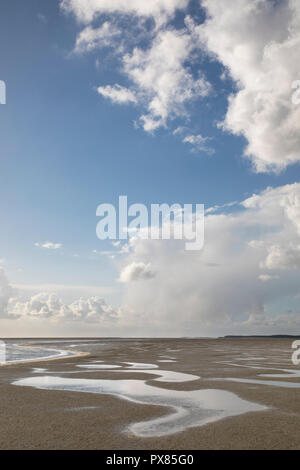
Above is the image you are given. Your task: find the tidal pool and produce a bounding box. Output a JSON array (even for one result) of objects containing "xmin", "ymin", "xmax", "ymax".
[
  {"xmin": 77, "ymin": 364, "xmax": 121, "ymax": 369},
  {"xmin": 12, "ymin": 375, "xmax": 266, "ymax": 437}
]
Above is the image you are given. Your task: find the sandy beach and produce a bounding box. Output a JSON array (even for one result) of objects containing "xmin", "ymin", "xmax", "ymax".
[{"xmin": 0, "ymin": 338, "xmax": 299, "ymax": 450}]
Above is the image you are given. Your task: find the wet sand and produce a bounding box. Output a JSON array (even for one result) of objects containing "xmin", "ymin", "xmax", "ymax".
[{"xmin": 0, "ymin": 338, "xmax": 299, "ymax": 449}]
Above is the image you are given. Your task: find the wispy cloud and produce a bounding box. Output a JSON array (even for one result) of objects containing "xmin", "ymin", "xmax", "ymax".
[
  {"xmin": 97, "ymin": 84, "xmax": 137, "ymax": 104},
  {"xmin": 258, "ymin": 274, "xmax": 280, "ymax": 282},
  {"xmin": 34, "ymin": 242, "xmax": 62, "ymax": 250},
  {"xmin": 37, "ymin": 13, "xmax": 47, "ymax": 24},
  {"xmin": 183, "ymin": 134, "xmax": 214, "ymax": 154},
  {"xmin": 74, "ymin": 22, "xmax": 121, "ymax": 53}
]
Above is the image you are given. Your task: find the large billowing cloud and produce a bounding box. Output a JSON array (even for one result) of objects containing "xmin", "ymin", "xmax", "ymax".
[
  {"xmin": 116, "ymin": 183, "xmax": 300, "ymax": 335},
  {"xmin": 2, "ymin": 183, "xmax": 300, "ymax": 334},
  {"xmin": 199, "ymin": 0, "xmax": 300, "ymax": 172},
  {"xmin": 62, "ymin": 0, "xmax": 300, "ymax": 171}
]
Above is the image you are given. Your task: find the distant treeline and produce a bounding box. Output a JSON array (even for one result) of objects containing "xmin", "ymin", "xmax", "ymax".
[{"xmin": 223, "ymin": 335, "xmax": 300, "ymax": 338}]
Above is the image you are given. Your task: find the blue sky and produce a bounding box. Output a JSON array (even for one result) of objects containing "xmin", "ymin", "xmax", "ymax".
[{"xmin": 1, "ymin": 0, "xmax": 300, "ymax": 336}]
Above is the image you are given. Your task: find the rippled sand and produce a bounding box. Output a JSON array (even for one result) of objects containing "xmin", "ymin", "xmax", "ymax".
[{"xmin": 0, "ymin": 337, "xmax": 299, "ymax": 449}]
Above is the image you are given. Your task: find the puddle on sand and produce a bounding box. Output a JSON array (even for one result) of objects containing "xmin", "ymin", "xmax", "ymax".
[
  {"xmin": 64, "ymin": 406, "xmax": 101, "ymax": 412},
  {"xmin": 122, "ymin": 362, "xmax": 159, "ymax": 369},
  {"xmin": 12, "ymin": 375, "xmax": 266, "ymax": 437},
  {"xmin": 259, "ymin": 368, "xmax": 300, "ymax": 379},
  {"xmin": 213, "ymin": 361, "xmax": 300, "ymax": 388},
  {"xmin": 238, "ymin": 357, "xmax": 266, "ymax": 361},
  {"xmin": 113, "ymin": 368, "xmax": 199, "ymax": 383},
  {"xmin": 76, "ymin": 361, "xmax": 198, "ymax": 383},
  {"xmin": 77, "ymin": 364, "xmax": 121, "ymax": 369},
  {"xmin": 157, "ymin": 360, "xmax": 177, "ymax": 363},
  {"xmin": 219, "ymin": 377, "xmax": 300, "ymax": 388}
]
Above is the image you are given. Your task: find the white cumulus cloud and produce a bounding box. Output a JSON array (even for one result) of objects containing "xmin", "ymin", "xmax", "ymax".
[
  {"xmin": 119, "ymin": 262, "xmax": 156, "ymax": 282},
  {"xmin": 200, "ymin": 0, "xmax": 300, "ymax": 172},
  {"xmin": 62, "ymin": 0, "xmax": 300, "ymax": 171},
  {"xmin": 117, "ymin": 182, "xmax": 300, "ymax": 335},
  {"xmin": 10, "ymin": 293, "xmax": 118, "ymax": 323},
  {"xmin": 261, "ymin": 244, "xmax": 300, "ymax": 270},
  {"xmin": 123, "ymin": 27, "xmax": 210, "ymax": 131}
]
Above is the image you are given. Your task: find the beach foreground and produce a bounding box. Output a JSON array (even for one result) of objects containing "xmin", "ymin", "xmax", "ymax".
[{"xmin": 0, "ymin": 338, "xmax": 299, "ymax": 450}]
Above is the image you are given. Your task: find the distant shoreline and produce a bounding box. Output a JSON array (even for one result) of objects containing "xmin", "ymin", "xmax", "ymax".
[
  {"xmin": 223, "ymin": 335, "xmax": 300, "ymax": 339},
  {"xmin": 1, "ymin": 335, "xmax": 300, "ymax": 340}
]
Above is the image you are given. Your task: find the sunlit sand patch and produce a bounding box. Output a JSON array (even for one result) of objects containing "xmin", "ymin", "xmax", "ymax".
[{"xmin": 12, "ymin": 376, "xmax": 266, "ymax": 437}]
